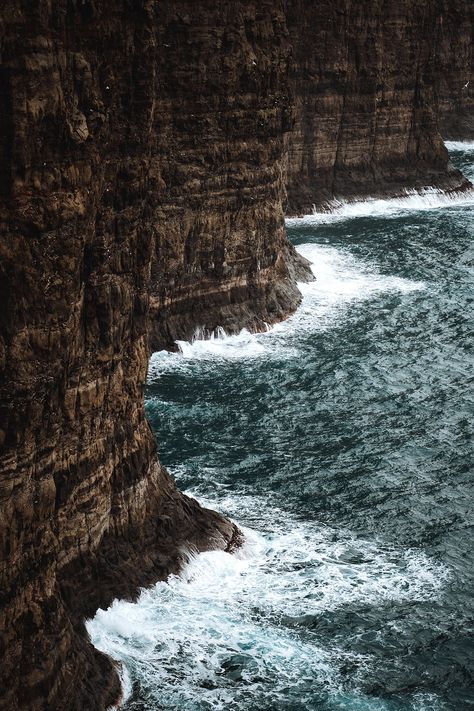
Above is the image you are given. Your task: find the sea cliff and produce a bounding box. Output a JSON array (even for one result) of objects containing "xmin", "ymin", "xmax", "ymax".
[
  {"xmin": 0, "ymin": 4, "xmax": 241, "ymax": 709},
  {"xmin": 437, "ymin": 0, "xmax": 474, "ymax": 139},
  {"xmin": 284, "ymin": 0, "xmax": 468, "ymax": 214},
  {"xmin": 0, "ymin": 1, "xmax": 470, "ymax": 709},
  {"xmin": 146, "ymin": 2, "xmax": 312, "ymax": 350}
]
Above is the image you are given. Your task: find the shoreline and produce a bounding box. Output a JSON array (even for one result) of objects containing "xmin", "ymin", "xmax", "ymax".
[{"xmin": 285, "ymin": 176, "xmax": 473, "ymax": 219}]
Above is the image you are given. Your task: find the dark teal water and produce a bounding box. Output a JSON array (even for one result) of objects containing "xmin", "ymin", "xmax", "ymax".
[{"xmin": 88, "ymin": 143, "xmax": 474, "ymax": 711}]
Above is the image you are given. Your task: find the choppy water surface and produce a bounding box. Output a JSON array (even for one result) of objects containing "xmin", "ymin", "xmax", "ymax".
[{"xmin": 88, "ymin": 145, "xmax": 474, "ymax": 710}]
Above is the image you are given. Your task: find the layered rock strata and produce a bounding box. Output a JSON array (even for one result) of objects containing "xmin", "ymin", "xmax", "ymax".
[
  {"xmin": 146, "ymin": 2, "xmax": 312, "ymax": 350},
  {"xmin": 0, "ymin": 0, "xmax": 471, "ymax": 709},
  {"xmin": 285, "ymin": 0, "xmax": 469, "ymax": 214},
  {"xmin": 437, "ymin": 0, "xmax": 474, "ymax": 139},
  {"xmin": 0, "ymin": 3, "xmax": 241, "ymax": 709}
]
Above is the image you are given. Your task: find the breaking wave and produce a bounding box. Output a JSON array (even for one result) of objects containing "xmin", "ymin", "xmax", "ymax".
[
  {"xmin": 444, "ymin": 140, "xmax": 474, "ymax": 152},
  {"xmin": 87, "ymin": 498, "xmax": 449, "ymax": 711},
  {"xmin": 148, "ymin": 243, "xmax": 424, "ymax": 375},
  {"xmin": 285, "ymin": 188, "xmax": 474, "ymax": 226}
]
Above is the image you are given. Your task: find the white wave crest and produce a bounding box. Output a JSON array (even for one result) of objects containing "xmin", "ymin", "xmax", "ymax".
[
  {"xmin": 271, "ymin": 243, "xmax": 424, "ymax": 337},
  {"xmin": 286, "ymin": 187, "xmax": 474, "ymax": 226},
  {"xmin": 297, "ymin": 243, "xmax": 424, "ymax": 298},
  {"xmin": 444, "ymin": 140, "xmax": 474, "ymax": 152},
  {"xmin": 148, "ymin": 244, "xmax": 424, "ymax": 374},
  {"xmin": 176, "ymin": 327, "xmax": 266, "ymax": 359},
  {"xmin": 88, "ymin": 497, "xmax": 449, "ymax": 710},
  {"xmin": 147, "ymin": 328, "xmax": 269, "ymax": 378}
]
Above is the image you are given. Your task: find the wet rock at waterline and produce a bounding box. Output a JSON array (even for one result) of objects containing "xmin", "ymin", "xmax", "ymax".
[
  {"xmin": 145, "ymin": 2, "xmax": 314, "ymax": 351},
  {"xmin": 0, "ymin": 4, "xmax": 243, "ymax": 710}
]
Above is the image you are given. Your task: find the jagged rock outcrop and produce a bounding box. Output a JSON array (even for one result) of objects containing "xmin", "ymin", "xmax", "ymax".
[
  {"xmin": 284, "ymin": 0, "xmax": 469, "ymax": 214},
  {"xmin": 146, "ymin": 1, "xmax": 312, "ymax": 350},
  {"xmin": 0, "ymin": 3, "xmax": 242, "ymax": 709},
  {"xmin": 437, "ymin": 0, "xmax": 474, "ymax": 139}
]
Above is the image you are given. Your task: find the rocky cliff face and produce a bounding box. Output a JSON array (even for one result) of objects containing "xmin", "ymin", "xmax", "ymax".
[
  {"xmin": 437, "ymin": 0, "xmax": 474, "ymax": 139},
  {"xmin": 0, "ymin": 1, "xmax": 471, "ymax": 709},
  {"xmin": 146, "ymin": 1, "xmax": 311, "ymax": 350},
  {"xmin": 285, "ymin": 0, "xmax": 468, "ymax": 214},
  {"xmin": 0, "ymin": 3, "xmax": 241, "ymax": 709}
]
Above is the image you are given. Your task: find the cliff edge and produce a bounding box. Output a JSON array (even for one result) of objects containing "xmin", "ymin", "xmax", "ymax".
[
  {"xmin": 285, "ymin": 0, "xmax": 469, "ymax": 214},
  {"xmin": 146, "ymin": 1, "xmax": 313, "ymax": 350},
  {"xmin": 437, "ymin": 0, "xmax": 474, "ymax": 139}
]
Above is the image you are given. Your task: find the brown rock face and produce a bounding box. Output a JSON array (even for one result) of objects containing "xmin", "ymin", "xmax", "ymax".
[
  {"xmin": 0, "ymin": 1, "xmax": 471, "ymax": 710},
  {"xmin": 146, "ymin": 1, "xmax": 312, "ymax": 350},
  {"xmin": 437, "ymin": 0, "xmax": 474, "ymax": 139},
  {"xmin": 285, "ymin": 0, "xmax": 468, "ymax": 214},
  {"xmin": 0, "ymin": 3, "xmax": 241, "ymax": 710}
]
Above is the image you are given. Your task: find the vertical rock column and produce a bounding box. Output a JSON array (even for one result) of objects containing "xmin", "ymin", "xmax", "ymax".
[
  {"xmin": 147, "ymin": 1, "xmax": 312, "ymax": 350},
  {"xmin": 436, "ymin": 0, "xmax": 474, "ymax": 139}
]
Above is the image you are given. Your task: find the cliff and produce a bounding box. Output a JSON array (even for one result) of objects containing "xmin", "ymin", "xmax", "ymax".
[
  {"xmin": 285, "ymin": 0, "xmax": 469, "ymax": 214},
  {"xmin": 0, "ymin": 3, "xmax": 241, "ymax": 709},
  {"xmin": 0, "ymin": 1, "xmax": 471, "ymax": 709},
  {"xmin": 147, "ymin": 0, "xmax": 473, "ymax": 346},
  {"xmin": 146, "ymin": 2, "xmax": 312, "ymax": 350},
  {"xmin": 437, "ymin": 0, "xmax": 474, "ymax": 139}
]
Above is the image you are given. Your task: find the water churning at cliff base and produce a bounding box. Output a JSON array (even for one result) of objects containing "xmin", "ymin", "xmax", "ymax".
[{"xmin": 88, "ymin": 144, "xmax": 474, "ymax": 710}]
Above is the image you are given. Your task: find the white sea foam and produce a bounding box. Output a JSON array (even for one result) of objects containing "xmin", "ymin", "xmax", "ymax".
[
  {"xmin": 176, "ymin": 327, "xmax": 266, "ymax": 359},
  {"xmin": 88, "ymin": 497, "xmax": 449, "ymax": 710},
  {"xmin": 299, "ymin": 243, "xmax": 423, "ymax": 298},
  {"xmin": 285, "ymin": 187, "xmax": 474, "ymax": 226},
  {"xmin": 107, "ymin": 664, "xmax": 132, "ymax": 710},
  {"xmin": 444, "ymin": 140, "xmax": 474, "ymax": 152},
  {"xmin": 270, "ymin": 243, "xmax": 424, "ymax": 339},
  {"xmin": 147, "ymin": 328, "xmax": 269, "ymax": 378},
  {"xmin": 148, "ymin": 244, "xmax": 424, "ymax": 375}
]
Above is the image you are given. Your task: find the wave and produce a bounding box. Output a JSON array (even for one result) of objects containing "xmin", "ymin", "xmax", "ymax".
[
  {"xmin": 269, "ymin": 244, "xmax": 425, "ymax": 342},
  {"xmin": 148, "ymin": 244, "xmax": 424, "ymax": 375},
  {"xmin": 147, "ymin": 328, "xmax": 270, "ymax": 378},
  {"xmin": 285, "ymin": 187, "xmax": 474, "ymax": 226},
  {"xmin": 444, "ymin": 140, "xmax": 474, "ymax": 152},
  {"xmin": 108, "ymin": 664, "xmax": 132, "ymax": 711},
  {"xmin": 176, "ymin": 327, "xmax": 267, "ymax": 359},
  {"xmin": 87, "ymin": 496, "xmax": 449, "ymax": 710}
]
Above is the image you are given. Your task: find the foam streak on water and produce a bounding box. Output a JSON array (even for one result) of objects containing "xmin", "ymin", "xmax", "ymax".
[
  {"xmin": 285, "ymin": 188, "xmax": 474, "ymax": 226},
  {"xmin": 147, "ymin": 245, "xmax": 424, "ymax": 373},
  {"xmin": 444, "ymin": 140, "xmax": 474, "ymax": 152}
]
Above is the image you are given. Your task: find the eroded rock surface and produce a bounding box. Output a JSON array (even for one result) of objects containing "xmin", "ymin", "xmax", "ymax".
[
  {"xmin": 437, "ymin": 0, "xmax": 474, "ymax": 139},
  {"xmin": 0, "ymin": 1, "xmax": 471, "ymax": 709},
  {"xmin": 0, "ymin": 3, "xmax": 241, "ymax": 709},
  {"xmin": 146, "ymin": 2, "xmax": 312, "ymax": 350},
  {"xmin": 285, "ymin": 0, "xmax": 468, "ymax": 214}
]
